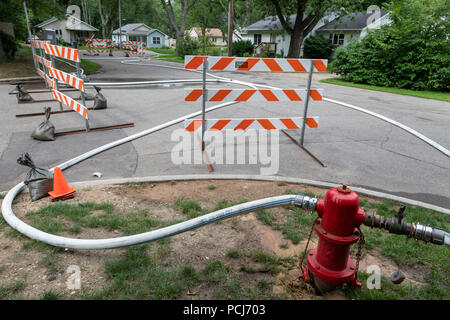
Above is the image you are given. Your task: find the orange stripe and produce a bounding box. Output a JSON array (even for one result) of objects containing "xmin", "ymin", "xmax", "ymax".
[
  {"xmin": 61, "ymin": 47, "xmax": 66, "ymax": 59},
  {"xmin": 235, "ymin": 90, "xmax": 256, "ymax": 101},
  {"xmin": 83, "ymin": 108, "xmax": 87, "ymax": 119},
  {"xmin": 305, "ymin": 118, "xmax": 318, "ymax": 128},
  {"xmin": 262, "ymin": 59, "xmax": 282, "ymax": 71},
  {"xmin": 185, "ymin": 56, "xmax": 207, "ymax": 69},
  {"xmin": 234, "ymin": 119, "xmax": 254, "ymax": 130},
  {"xmin": 313, "ymin": 60, "xmax": 327, "ymax": 72},
  {"xmin": 211, "ymin": 57, "xmax": 234, "ymax": 70},
  {"xmin": 185, "ymin": 120, "xmax": 202, "ymax": 131},
  {"xmin": 185, "ymin": 89, "xmax": 204, "ymax": 101},
  {"xmin": 210, "ymin": 120, "xmax": 231, "ymax": 130},
  {"xmin": 282, "ymin": 89, "xmax": 302, "ymax": 101},
  {"xmin": 237, "ymin": 58, "xmax": 259, "ymax": 71},
  {"xmin": 210, "ymin": 89, "xmax": 232, "ymax": 101},
  {"xmin": 287, "ymin": 59, "xmax": 307, "ymax": 72},
  {"xmin": 280, "ymin": 118, "xmax": 299, "ymax": 129},
  {"xmin": 73, "ymin": 49, "xmax": 78, "ymax": 62},
  {"xmin": 257, "ymin": 119, "xmax": 276, "ymax": 130},
  {"xmin": 259, "ymin": 90, "xmax": 279, "ymax": 101},
  {"xmin": 309, "ymin": 89, "xmax": 322, "ymax": 101}
]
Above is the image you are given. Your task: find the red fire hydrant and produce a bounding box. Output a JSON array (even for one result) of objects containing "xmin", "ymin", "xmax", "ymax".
[{"xmin": 300, "ymin": 185, "xmax": 366, "ymax": 293}]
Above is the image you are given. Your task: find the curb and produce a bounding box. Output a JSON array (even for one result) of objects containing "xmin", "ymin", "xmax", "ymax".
[
  {"xmin": 0, "ymin": 76, "xmax": 41, "ymax": 83},
  {"xmin": 70, "ymin": 174, "xmax": 450, "ymax": 215}
]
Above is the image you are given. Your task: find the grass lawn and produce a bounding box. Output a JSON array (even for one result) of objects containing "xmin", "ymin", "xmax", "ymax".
[
  {"xmin": 1, "ymin": 191, "xmax": 447, "ymax": 300},
  {"xmin": 0, "ymin": 44, "xmax": 102, "ymax": 79},
  {"xmin": 320, "ymin": 78, "xmax": 450, "ymax": 102},
  {"xmin": 149, "ymin": 48, "xmax": 175, "ymax": 55},
  {"xmin": 153, "ymin": 55, "xmax": 184, "ymax": 64}
]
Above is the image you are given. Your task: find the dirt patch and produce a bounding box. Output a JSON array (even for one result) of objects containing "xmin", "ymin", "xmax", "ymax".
[{"xmin": 0, "ymin": 180, "xmax": 424, "ymax": 299}]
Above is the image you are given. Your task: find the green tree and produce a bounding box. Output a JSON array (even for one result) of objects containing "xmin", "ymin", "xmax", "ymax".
[
  {"xmin": 329, "ymin": 0, "xmax": 450, "ymax": 91},
  {"xmin": 264, "ymin": 0, "xmax": 388, "ymax": 58}
]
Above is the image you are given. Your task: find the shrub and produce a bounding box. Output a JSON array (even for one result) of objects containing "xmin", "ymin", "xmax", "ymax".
[
  {"xmin": 176, "ymin": 34, "xmax": 200, "ymax": 57},
  {"xmin": 0, "ymin": 31, "xmax": 18, "ymax": 60},
  {"xmin": 232, "ymin": 40, "xmax": 253, "ymax": 57},
  {"xmin": 329, "ymin": 0, "xmax": 449, "ymax": 91},
  {"xmin": 303, "ymin": 35, "xmax": 335, "ymax": 59}
]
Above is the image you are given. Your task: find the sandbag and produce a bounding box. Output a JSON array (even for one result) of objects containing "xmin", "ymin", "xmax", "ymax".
[
  {"xmin": 31, "ymin": 107, "xmax": 55, "ymax": 141},
  {"xmin": 16, "ymin": 85, "xmax": 33, "ymax": 102},
  {"xmin": 82, "ymin": 92, "xmax": 96, "ymax": 101},
  {"xmin": 92, "ymin": 86, "xmax": 107, "ymax": 110},
  {"xmin": 17, "ymin": 153, "xmax": 53, "ymax": 201}
]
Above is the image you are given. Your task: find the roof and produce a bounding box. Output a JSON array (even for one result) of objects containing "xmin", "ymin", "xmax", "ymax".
[
  {"xmin": 34, "ymin": 17, "xmax": 58, "ymax": 28},
  {"xmin": 245, "ymin": 15, "xmax": 296, "ymax": 31},
  {"xmin": 113, "ymin": 23, "xmax": 152, "ymax": 35},
  {"xmin": 65, "ymin": 15, "xmax": 98, "ymax": 31},
  {"xmin": 190, "ymin": 27, "xmax": 224, "ymax": 38},
  {"xmin": 317, "ymin": 11, "xmax": 388, "ymax": 31},
  {"xmin": 34, "ymin": 15, "xmax": 98, "ymax": 31}
]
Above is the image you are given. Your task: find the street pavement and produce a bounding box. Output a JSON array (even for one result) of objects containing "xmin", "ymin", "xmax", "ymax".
[{"xmin": 0, "ymin": 55, "xmax": 449, "ymax": 209}]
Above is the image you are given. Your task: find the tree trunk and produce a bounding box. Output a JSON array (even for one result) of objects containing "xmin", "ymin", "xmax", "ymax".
[
  {"xmin": 98, "ymin": 0, "xmax": 108, "ymax": 38},
  {"xmin": 246, "ymin": 0, "xmax": 252, "ymax": 25},
  {"xmin": 287, "ymin": 31, "xmax": 304, "ymax": 58},
  {"xmin": 0, "ymin": 38, "xmax": 6, "ymax": 64}
]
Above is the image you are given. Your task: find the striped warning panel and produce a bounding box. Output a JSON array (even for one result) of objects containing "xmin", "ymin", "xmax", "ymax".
[
  {"xmin": 184, "ymin": 56, "xmax": 327, "ymax": 72},
  {"xmin": 44, "ymin": 74, "xmax": 57, "ymax": 89},
  {"xmin": 185, "ymin": 88, "xmax": 323, "ymax": 102},
  {"xmin": 43, "ymin": 43, "xmax": 79, "ymax": 62},
  {"xmin": 184, "ymin": 117, "xmax": 319, "ymax": 131},
  {"xmin": 51, "ymin": 89, "xmax": 88, "ymax": 119},
  {"xmin": 30, "ymin": 40, "xmax": 50, "ymax": 49},
  {"xmin": 36, "ymin": 68, "xmax": 45, "ymax": 79},
  {"xmin": 47, "ymin": 66, "xmax": 84, "ymax": 91},
  {"xmin": 33, "ymin": 54, "xmax": 53, "ymax": 68}
]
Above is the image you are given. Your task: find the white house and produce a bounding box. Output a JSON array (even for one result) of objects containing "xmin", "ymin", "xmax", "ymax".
[
  {"xmin": 112, "ymin": 23, "xmax": 168, "ymax": 48},
  {"xmin": 187, "ymin": 27, "xmax": 226, "ymax": 46},
  {"xmin": 240, "ymin": 11, "xmax": 389, "ymax": 57},
  {"xmin": 34, "ymin": 14, "xmax": 98, "ymax": 44}
]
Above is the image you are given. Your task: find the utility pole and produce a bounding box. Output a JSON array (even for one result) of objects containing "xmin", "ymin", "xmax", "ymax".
[
  {"xmin": 227, "ymin": 0, "xmax": 233, "ymax": 56},
  {"xmin": 118, "ymin": 0, "xmax": 122, "ymax": 48},
  {"xmin": 23, "ymin": 1, "xmax": 38, "ymax": 69}
]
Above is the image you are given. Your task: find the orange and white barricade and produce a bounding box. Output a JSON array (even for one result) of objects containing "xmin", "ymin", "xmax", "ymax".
[
  {"xmin": 51, "ymin": 89, "xmax": 88, "ymax": 119},
  {"xmin": 185, "ymin": 56, "xmax": 328, "ymax": 72},
  {"xmin": 42, "ymin": 42, "xmax": 80, "ymax": 62},
  {"xmin": 47, "ymin": 66, "xmax": 84, "ymax": 91},
  {"xmin": 122, "ymin": 41, "xmax": 146, "ymax": 55},
  {"xmin": 85, "ymin": 38, "xmax": 114, "ymax": 55},
  {"xmin": 183, "ymin": 55, "xmax": 328, "ymax": 169},
  {"xmin": 185, "ymin": 88, "xmax": 323, "ymax": 102},
  {"xmin": 185, "ymin": 117, "xmax": 319, "ymax": 132}
]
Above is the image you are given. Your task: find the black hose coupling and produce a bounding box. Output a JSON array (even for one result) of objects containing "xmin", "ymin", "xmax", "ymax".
[{"xmin": 363, "ymin": 209, "xmax": 445, "ymax": 245}]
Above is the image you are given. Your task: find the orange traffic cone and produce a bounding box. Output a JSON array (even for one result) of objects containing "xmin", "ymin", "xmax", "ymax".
[{"xmin": 48, "ymin": 167, "xmax": 75, "ymax": 201}]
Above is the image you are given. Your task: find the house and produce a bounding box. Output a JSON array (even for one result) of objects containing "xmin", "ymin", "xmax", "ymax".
[
  {"xmin": 112, "ymin": 23, "xmax": 168, "ymax": 48},
  {"xmin": 34, "ymin": 14, "xmax": 98, "ymax": 44},
  {"xmin": 240, "ymin": 11, "xmax": 389, "ymax": 57},
  {"xmin": 316, "ymin": 11, "xmax": 390, "ymax": 46},
  {"xmin": 187, "ymin": 27, "xmax": 226, "ymax": 46}
]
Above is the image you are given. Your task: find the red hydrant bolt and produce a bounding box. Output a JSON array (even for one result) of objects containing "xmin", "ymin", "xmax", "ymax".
[{"xmin": 306, "ymin": 186, "xmax": 366, "ymax": 290}]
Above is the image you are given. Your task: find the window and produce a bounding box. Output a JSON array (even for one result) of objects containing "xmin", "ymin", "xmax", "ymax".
[
  {"xmin": 329, "ymin": 33, "xmax": 344, "ymax": 45},
  {"xmin": 152, "ymin": 37, "xmax": 160, "ymax": 45},
  {"xmin": 254, "ymin": 34, "xmax": 262, "ymax": 45}
]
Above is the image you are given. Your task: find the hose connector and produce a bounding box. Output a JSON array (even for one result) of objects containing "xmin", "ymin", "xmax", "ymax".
[
  {"xmin": 363, "ymin": 211, "xmax": 447, "ymax": 246},
  {"xmin": 294, "ymin": 194, "xmax": 318, "ymax": 212}
]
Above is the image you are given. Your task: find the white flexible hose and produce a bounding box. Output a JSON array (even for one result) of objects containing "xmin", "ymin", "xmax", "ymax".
[{"xmin": 2, "ymin": 188, "xmax": 296, "ymax": 249}]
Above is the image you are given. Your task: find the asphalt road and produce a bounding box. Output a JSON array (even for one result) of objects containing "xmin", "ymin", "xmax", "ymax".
[{"xmin": 1, "ymin": 55, "xmax": 449, "ymax": 209}]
